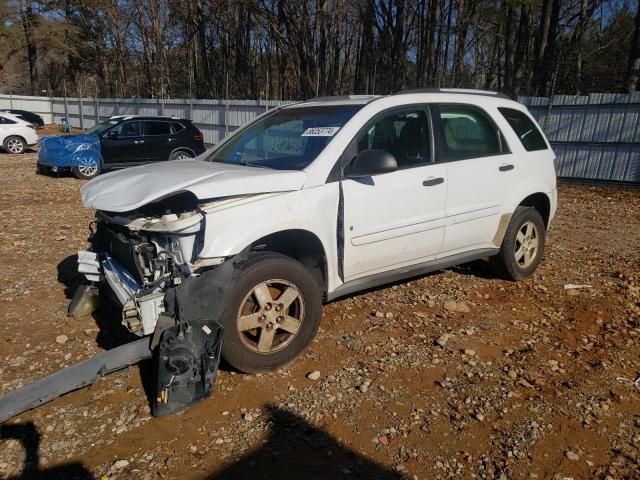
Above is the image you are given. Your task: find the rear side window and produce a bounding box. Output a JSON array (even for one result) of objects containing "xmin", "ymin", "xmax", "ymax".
[
  {"xmin": 498, "ymin": 107, "xmax": 548, "ymax": 151},
  {"xmin": 143, "ymin": 121, "xmax": 171, "ymax": 136},
  {"xmin": 0, "ymin": 116, "xmax": 16, "ymax": 124},
  {"xmin": 437, "ymin": 105, "xmax": 507, "ymax": 161}
]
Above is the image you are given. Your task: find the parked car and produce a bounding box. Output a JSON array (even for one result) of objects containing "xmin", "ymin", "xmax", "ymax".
[
  {"xmin": 3, "ymin": 109, "xmax": 45, "ymax": 128},
  {"xmin": 38, "ymin": 115, "xmax": 206, "ymax": 179},
  {"xmin": 72, "ymin": 89, "xmax": 557, "ymax": 373},
  {"xmin": 0, "ymin": 112, "xmax": 39, "ymax": 154}
]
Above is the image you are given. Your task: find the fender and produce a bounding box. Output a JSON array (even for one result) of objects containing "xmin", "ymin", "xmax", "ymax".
[{"xmin": 197, "ymin": 184, "xmax": 343, "ymax": 292}]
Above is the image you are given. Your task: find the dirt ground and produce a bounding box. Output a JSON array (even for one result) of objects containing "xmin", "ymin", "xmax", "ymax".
[{"xmin": 0, "ymin": 148, "xmax": 638, "ymax": 480}]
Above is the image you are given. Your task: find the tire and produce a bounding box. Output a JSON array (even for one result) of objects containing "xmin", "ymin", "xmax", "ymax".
[
  {"xmin": 3, "ymin": 136, "xmax": 26, "ymax": 154},
  {"xmin": 72, "ymin": 156, "xmax": 101, "ymax": 180},
  {"xmin": 219, "ymin": 252, "xmax": 322, "ymax": 373},
  {"xmin": 490, "ymin": 206, "xmax": 546, "ymax": 281},
  {"xmin": 169, "ymin": 150, "xmax": 194, "ymax": 161}
]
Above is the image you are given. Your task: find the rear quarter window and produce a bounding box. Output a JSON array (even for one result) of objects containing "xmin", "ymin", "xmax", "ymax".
[
  {"xmin": 171, "ymin": 122, "xmax": 185, "ymax": 133},
  {"xmin": 498, "ymin": 107, "xmax": 548, "ymax": 152}
]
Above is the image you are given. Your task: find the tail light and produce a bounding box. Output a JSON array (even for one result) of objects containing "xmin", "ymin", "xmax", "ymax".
[
  {"xmin": 193, "ymin": 129, "xmax": 204, "ymax": 142},
  {"xmin": 27, "ymin": 124, "xmax": 36, "ymax": 130}
]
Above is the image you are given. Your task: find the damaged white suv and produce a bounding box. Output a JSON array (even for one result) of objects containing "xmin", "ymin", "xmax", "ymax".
[{"xmin": 74, "ymin": 89, "xmax": 557, "ymax": 373}]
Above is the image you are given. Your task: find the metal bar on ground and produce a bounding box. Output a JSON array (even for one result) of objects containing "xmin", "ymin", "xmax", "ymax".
[{"xmin": 0, "ymin": 338, "xmax": 152, "ymax": 424}]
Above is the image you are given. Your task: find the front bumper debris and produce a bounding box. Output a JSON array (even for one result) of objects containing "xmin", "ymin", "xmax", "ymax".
[{"xmin": 76, "ymin": 250, "xmax": 166, "ymax": 336}]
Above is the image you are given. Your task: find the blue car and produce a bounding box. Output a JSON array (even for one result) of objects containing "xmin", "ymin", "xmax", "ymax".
[{"xmin": 38, "ymin": 116, "xmax": 206, "ymax": 179}]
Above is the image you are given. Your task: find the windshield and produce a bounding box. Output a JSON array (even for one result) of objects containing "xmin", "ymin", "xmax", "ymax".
[
  {"xmin": 207, "ymin": 105, "xmax": 362, "ymax": 170},
  {"xmin": 85, "ymin": 120, "xmax": 118, "ymax": 135}
]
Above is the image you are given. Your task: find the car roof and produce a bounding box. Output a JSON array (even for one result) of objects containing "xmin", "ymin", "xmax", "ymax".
[
  {"xmin": 0, "ymin": 111, "xmax": 30, "ymax": 124},
  {"xmin": 290, "ymin": 88, "xmax": 516, "ymax": 109}
]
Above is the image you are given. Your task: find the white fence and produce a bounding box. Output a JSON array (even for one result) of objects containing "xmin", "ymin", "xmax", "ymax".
[
  {"xmin": 1, "ymin": 92, "xmax": 639, "ymax": 183},
  {"xmin": 0, "ymin": 94, "xmax": 292, "ymax": 144}
]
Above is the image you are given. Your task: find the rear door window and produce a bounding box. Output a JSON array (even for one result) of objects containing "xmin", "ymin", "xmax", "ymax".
[
  {"xmin": 143, "ymin": 121, "xmax": 171, "ymax": 136},
  {"xmin": 498, "ymin": 107, "xmax": 548, "ymax": 151},
  {"xmin": 437, "ymin": 105, "xmax": 507, "ymax": 161}
]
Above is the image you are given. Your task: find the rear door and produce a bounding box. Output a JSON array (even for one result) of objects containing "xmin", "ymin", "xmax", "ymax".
[
  {"xmin": 341, "ymin": 105, "xmax": 447, "ymax": 280},
  {"xmin": 141, "ymin": 120, "xmax": 173, "ymax": 161},
  {"xmin": 433, "ymin": 104, "xmax": 515, "ymax": 256},
  {"xmin": 101, "ymin": 120, "xmax": 143, "ymax": 165}
]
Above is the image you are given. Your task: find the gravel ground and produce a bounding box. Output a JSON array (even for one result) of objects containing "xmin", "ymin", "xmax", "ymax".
[{"xmin": 0, "ymin": 150, "xmax": 638, "ymax": 480}]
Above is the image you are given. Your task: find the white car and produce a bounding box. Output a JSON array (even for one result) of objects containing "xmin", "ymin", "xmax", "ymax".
[
  {"xmin": 0, "ymin": 112, "xmax": 39, "ymax": 154},
  {"xmin": 74, "ymin": 89, "xmax": 557, "ymax": 373}
]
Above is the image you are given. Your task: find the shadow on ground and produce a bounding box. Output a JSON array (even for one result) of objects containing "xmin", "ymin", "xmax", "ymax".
[
  {"xmin": 0, "ymin": 422, "xmax": 92, "ymax": 480},
  {"xmin": 207, "ymin": 405, "xmax": 405, "ymax": 480}
]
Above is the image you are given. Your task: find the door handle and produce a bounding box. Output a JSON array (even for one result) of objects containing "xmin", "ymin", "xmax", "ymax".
[
  {"xmin": 423, "ymin": 177, "xmax": 444, "ymax": 186},
  {"xmin": 499, "ymin": 164, "xmax": 514, "ymax": 172},
  {"xmin": 134, "ymin": 140, "xmax": 144, "ymax": 144}
]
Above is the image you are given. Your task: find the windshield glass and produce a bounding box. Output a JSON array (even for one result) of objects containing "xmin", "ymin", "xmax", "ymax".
[
  {"xmin": 207, "ymin": 105, "xmax": 362, "ymax": 170},
  {"xmin": 85, "ymin": 120, "xmax": 118, "ymax": 135}
]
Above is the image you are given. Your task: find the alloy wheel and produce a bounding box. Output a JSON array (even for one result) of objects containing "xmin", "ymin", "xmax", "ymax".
[
  {"xmin": 236, "ymin": 279, "xmax": 305, "ymax": 354},
  {"xmin": 78, "ymin": 157, "xmax": 98, "ymax": 177},
  {"xmin": 6, "ymin": 138, "xmax": 24, "ymax": 154},
  {"xmin": 514, "ymin": 221, "xmax": 539, "ymax": 268}
]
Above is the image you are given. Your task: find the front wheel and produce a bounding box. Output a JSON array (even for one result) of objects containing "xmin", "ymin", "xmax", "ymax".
[
  {"xmin": 3, "ymin": 136, "xmax": 26, "ymax": 154},
  {"xmin": 490, "ymin": 206, "xmax": 546, "ymax": 280},
  {"xmin": 219, "ymin": 253, "xmax": 322, "ymax": 373},
  {"xmin": 72, "ymin": 156, "xmax": 101, "ymax": 180}
]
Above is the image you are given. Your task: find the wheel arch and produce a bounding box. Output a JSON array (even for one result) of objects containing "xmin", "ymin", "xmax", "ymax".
[
  {"xmin": 518, "ymin": 192, "xmax": 551, "ymax": 229},
  {"xmin": 169, "ymin": 147, "xmax": 196, "ymax": 159},
  {"xmin": 243, "ymin": 229, "xmax": 329, "ymax": 298}
]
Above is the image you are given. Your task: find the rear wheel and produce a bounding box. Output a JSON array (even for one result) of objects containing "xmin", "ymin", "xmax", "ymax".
[
  {"xmin": 219, "ymin": 253, "xmax": 322, "ymax": 373},
  {"xmin": 3, "ymin": 136, "xmax": 25, "ymax": 154},
  {"xmin": 72, "ymin": 156, "xmax": 101, "ymax": 180},
  {"xmin": 490, "ymin": 206, "xmax": 546, "ymax": 280},
  {"xmin": 169, "ymin": 150, "xmax": 194, "ymax": 161}
]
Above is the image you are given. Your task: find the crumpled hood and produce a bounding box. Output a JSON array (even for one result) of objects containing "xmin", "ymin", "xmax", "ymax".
[{"xmin": 80, "ymin": 160, "xmax": 307, "ymax": 212}]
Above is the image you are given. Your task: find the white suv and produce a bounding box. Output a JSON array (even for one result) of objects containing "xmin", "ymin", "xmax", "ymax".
[
  {"xmin": 0, "ymin": 112, "xmax": 39, "ymax": 154},
  {"xmin": 75, "ymin": 89, "xmax": 557, "ymax": 373}
]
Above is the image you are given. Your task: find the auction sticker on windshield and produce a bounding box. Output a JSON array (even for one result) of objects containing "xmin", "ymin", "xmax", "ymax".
[{"xmin": 301, "ymin": 127, "xmax": 340, "ymax": 137}]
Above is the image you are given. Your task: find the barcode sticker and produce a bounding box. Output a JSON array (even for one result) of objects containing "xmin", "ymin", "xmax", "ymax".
[{"xmin": 301, "ymin": 127, "xmax": 340, "ymax": 137}]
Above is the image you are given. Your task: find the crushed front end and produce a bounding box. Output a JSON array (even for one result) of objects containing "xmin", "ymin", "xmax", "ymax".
[{"xmin": 71, "ymin": 193, "xmax": 224, "ymax": 337}]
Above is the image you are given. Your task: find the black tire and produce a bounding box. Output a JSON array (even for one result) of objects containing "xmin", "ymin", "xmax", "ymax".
[
  {"xmin": 168, "ymin": 150, "xmax": 194, "ymax": 161},
  {"xmin": 72, "ymin": 158, "xmax": 101, "ymax": 180},
  {"xmin": 3, "ymin": 136, "xmax": 26, "ymax": 154},
  {"xmin": 219, "ymin": 252, "xmax": 322, "ymax": 373},
  {"xmin": 490, "ymin": 206, "xmax": 546, "ymax": 281}
]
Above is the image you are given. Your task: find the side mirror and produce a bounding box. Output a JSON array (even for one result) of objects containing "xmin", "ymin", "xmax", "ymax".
[
  {"xmin": 104, "ymin": 130, "xmax": 118, "ymax": 139},
  {"xmin": 345, "ymin": 149, "xmax": 398, "ymax": 178}
]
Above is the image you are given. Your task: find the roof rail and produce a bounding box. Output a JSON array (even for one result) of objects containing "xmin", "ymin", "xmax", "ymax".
[
  {"xmin": 302, "ymin": 95, "xmax": 379, "ymax": 103},
  {"xmin": 392, "ymin": 88, "xmax": 512, "ymax": 100}
]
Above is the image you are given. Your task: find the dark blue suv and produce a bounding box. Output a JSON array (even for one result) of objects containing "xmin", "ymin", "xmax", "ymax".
[{"xmin": 38, "ymin": 116, "xmax": 206, "ymax": 179}]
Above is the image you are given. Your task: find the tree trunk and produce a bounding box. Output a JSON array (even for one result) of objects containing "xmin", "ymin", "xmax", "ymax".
[{"xmin": 21, "ymin": 0, "xmax": 38, "ymax": 95}]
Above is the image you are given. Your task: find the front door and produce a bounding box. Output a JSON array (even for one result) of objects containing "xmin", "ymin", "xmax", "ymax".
[
  {"xmin": 101, "ymin": 120, "xmax": 143, "ymax": 165},
  {"xmin": 341, "ymin": 106, "xmax": 447, "ymax": 281}
]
